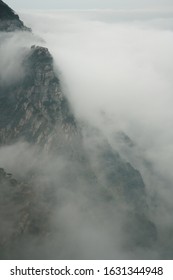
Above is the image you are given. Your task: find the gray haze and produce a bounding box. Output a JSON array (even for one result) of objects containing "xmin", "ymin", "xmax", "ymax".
[
  {"xmin": 5, "ymin": 0, "xmax": 173, "ymax": 10},
  {"xmin": 23, "ymin": 10, "xmax": 173, "ymax": 257}
]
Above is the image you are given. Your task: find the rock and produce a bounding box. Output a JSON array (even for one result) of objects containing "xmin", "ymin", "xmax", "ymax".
[
  {"xmin": 0, "ymin": 0, "xmax": 31, "ymax": 32},
  {"xmin": 0, "ymin": 44, "xmax": 78, "ymax": 153},
  {"xmin": 0, "ymin": 167, "xmax": 54, "ymax": 259}
]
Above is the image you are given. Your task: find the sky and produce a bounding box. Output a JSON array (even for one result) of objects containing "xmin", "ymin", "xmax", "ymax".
[{"xmin": 4, "ymin": 0, "xmax": 173, "ymax": 10}]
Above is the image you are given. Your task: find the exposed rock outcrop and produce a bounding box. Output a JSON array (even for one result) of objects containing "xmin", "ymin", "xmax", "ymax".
[
  {"xmin": 0, "ymin": 45, "xmax": 78, "ymax": 154},
  {"xmin": 0, "ymin": 0, "xmax": 31, "ymax": 32},
  {"xmin": 0, "ymin": 168, "xmax": 54, "ymax": 259}
]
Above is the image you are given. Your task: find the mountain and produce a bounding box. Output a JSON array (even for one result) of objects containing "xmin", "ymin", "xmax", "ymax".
[
  {"xmin": 0, "ymin": 167, "xmax": 54, "ymax": 259},
  {"xmin": 0, "ymin": 1, "xmax": 157, "ymax": 259},
  {"xmin": 0, "ymin": 0, "xmax": 30, "ymax": 32},
  {"xmin": 0, "ymin": 45, "xmax": 78, "ymax": 150}
]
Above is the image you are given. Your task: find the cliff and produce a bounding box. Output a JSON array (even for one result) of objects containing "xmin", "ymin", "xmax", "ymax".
[
  {"xmin": 0, "ymin": 0, "xmax": 31, "ymax": 32},
  {"xmin": 0, "ymin": 45, "xmax": 78, "ymax": 151}
]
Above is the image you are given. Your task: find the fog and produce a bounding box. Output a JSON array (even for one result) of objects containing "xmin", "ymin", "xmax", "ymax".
[
  {"xmin": 0, "ymin": 31, "xmax": 42, "ymax": 85},
  {"xmin": 22, "ymin": 10, "xmax": 173, "ymax": 211},
  {"xmin": 0, "ymin": 140, "xmax": 158, "ymax": 259},
  {"xmin": 1, "ymin": 9, "xmax": 173, "ymax": 259}
]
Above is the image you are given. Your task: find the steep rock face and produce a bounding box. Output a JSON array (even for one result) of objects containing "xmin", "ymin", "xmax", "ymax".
[
  {"xmin": 0, "ymin": 0, "xmax": 30, "ymax": 32},
  {"xmin": 82, "ymin": 128, "xmax": 157, "ymax": 248},
  {"xmin": 83, "ymin": 127, "xmax": 146, "ymax": 207},
  {"xmin": 0, "ymin": 168, "xmax": 53, "ymax": 259},
  {"xmin": 0, "ymin": 45, "xmax": 79, "ymax": 155}
]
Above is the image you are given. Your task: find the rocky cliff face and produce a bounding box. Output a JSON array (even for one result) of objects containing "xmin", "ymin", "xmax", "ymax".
[
  {"xmin": 0, "ymin": 0, "xmax": 30, "ymax": 32},
  {"xmin": 0, "ymin": 1, "xmax": 157, "ymax": 259},
  {"xmin": 0, "ymin": 167, "xmax": 55, "ymax": 259},
  {"xmin": 0, "ymin": 44, "xmax": 78, "ymax": 152}
]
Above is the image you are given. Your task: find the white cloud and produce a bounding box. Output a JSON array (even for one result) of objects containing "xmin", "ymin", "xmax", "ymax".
[
  {"xmin": 21, "ymin": 10, "xmax": 173, "ymax": 234},
  {"xmin": 0, "ymin": 31, "xmax": 40, "ymax": 85}
]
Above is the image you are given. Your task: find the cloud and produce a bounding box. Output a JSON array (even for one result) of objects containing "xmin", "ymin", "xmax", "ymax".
[
  {"xmin": 20, "ymin": 9, "xmax": 173, "ymax": 254},
  {"xmin": 0, "ymin": 31, "xmax": 41, "ymax": 85},
  {"xmin": 22, "ymin": 10, "xmax": 173, "ymax": 160},
  {"xmin": 0, "ymin": 141, "xmax": 144, "ymax": 259}
]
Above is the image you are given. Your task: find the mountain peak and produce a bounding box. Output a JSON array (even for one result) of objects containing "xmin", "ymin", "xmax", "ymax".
[
  {"xmin": 0, "ymin": 0, "xmax": 31, "ymax": 32},
  {"xmin": 0, "ymin": 0, "xmax": 17, "ymax": 20}
]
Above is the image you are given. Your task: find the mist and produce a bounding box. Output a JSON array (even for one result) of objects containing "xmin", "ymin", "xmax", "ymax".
[
  {"xmin": 1, "ymin": 9, "xmax": 173, "ymax": 259},
  {"xmin": 22, "ymin": 11, "xmax": 173, "ymax": 206},
  {"xmin": 0, "ymin": 140, "xmax": 158, "ymax": 259},
  {"xmin": 0, "ymin": 30, "xmax": 42, "ymax": 85}
]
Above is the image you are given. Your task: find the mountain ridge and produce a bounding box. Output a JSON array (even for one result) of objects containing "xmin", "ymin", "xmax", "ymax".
[
  {"xmin": 0, "ymin": 1, "xmax": 157, "ymax": 259},
  {"xmin": 0, "ymin": 0, "xmax": 31, "ymax": 32},
  {"xmin": 0, "ymin": 44, "xmax": 78, "ymax": 149}
]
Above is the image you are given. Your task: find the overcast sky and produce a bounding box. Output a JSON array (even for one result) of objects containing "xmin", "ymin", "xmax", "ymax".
[{"xmin": 4, "ymin": 0, "xmax": 173, "ymax": 10}]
